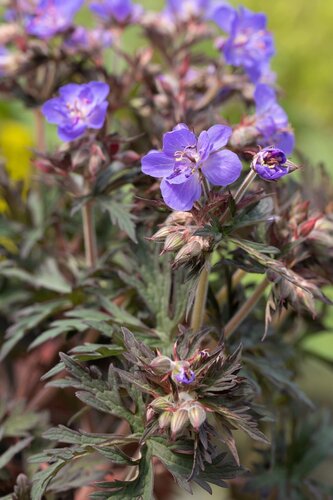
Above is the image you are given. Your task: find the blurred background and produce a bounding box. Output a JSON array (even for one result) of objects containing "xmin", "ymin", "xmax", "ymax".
[{"xmin": 1, "ymin": 1, "xmax": 332, "ymax": 498}]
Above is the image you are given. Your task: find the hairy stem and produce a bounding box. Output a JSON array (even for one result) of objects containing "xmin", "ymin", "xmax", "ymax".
[
  {"xmin": 190, "ymin": 260, "xmax": 211, "ymax": 332},
  {"xmin": 224, "ymin": 276, "xmax": 270, "ymax": 338},
  {"xmin": 82, "ymin": 201, "xmax": 98, "ymax": 268}
]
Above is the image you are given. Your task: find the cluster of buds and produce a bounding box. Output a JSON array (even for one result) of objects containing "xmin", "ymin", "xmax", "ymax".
[
  {"xmin": 117, "ymin": 326, "xmax": 269, "ymax": 460},
  {"xmin": 148, "ymin": 391, "xmax": 207, "ymax": 437},
  {"xmin": 150, "ymin": 211, "xmax": 212, "ymax": 269}
]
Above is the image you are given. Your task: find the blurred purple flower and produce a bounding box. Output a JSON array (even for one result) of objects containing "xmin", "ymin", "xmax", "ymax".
[
  {"xmin": 141, "ymin": 123, "xmax": 242, "ymax": 211},
  {"xmin": 64, "ymin": 26, "xmax": 113, "ymax": 51},
  {"xmin": 215, "ymin": 7, "xmax": 275, "ymax": 83},
  {"xmin": 25, "ymin": 0, "xmax": 83, "ymax": 39},
  {"xmin": 90, "ymin": 0, "xmax": 143, "ymax": 24},
  {"xmin": 254, "ymin": 84, "xmax": 294, "ymax": 155},
  {"xmin": 0, "ymin": 46, "xmax": 10, "ymax": 76},
  {"xmin": 252, "ymin": 147, "xmax": 290, "ymax": 181},
  {"xmin": 164, "ymin": 0, "xmax": 210, "ymax": 22},
  {"xmin": 42, "ymin": 82, "xmax": 110, "ymax": 142}
]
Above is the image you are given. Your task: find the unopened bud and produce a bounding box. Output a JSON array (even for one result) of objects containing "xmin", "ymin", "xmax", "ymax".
[
  {"xmin": 150, "ymin": 226, "xmax": 172, "ymax": 242},
  {"xmin": 230, "ymin": 125, "xmax": 259, "ymax": 149},
  {"xmin": 146, "ymin": 407, "xmax": 155, "ymax": 423},
  {"xmin": 163, "ymin": 233, "xmax": 185, "ymax": 253},
  {"xmin": 151, "ymin": 396, "xmax": 172, "ymax": 412},
  {"xmin": 188, "ymin": 403, "xmax": 206, "ymax": 430},
  {"xmin": 170, "ymin": 409, "xmax": 188, "ymax": 437},
  {"xmin": 173, "ymin": 239, "xmax": 202, "ymax": 266},
  {"xmin": 166, "ymin": 211, "xmax": 193, "ymax": 226},
  {"xmin": 150, "ymin": 355, "xmax": 173, "ymax": 373},
  {"xmin": 159, "ymin": 411, "xmax": 172, "ymax": 429}
]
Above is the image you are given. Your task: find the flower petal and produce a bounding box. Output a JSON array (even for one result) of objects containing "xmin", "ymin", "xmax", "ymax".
[
  {"xmin": 141, "ymin": 151, "xmax": 175, "ymax": 178},
  {"xmin": 162, "ymin": 128, "xmax": 197, "ymax": 157},
  {"xmin": 206, "ymin": 124, "xmax": 232, "ymax": 152},
  {"xmin": 202, "ymin": 150, "xmax": 242, "ymax": 186},
  {"xmin": 58, "ymin": 124, "xmax": 86, "ymax": 142},
  {"xmin": 160, "ymin": 175, "xmax": 201, "ymax": 211},
  {"xmin": 87, "ymin": 101, "xmax": 109, "ymax": 129}
]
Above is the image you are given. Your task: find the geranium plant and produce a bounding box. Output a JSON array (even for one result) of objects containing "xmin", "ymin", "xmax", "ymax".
[{"xmin": 0, "ymin": 1, "xmax": 333, "ymax": 499}]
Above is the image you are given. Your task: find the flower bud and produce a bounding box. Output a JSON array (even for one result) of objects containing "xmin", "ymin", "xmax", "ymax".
[
  {"xmin": 173, "ymin": 238, "xmax": 202, "ymax": 266},
  {"xmin": 163, "ymin": 233, "xmax": 186, "ymax": 253},
  {"xmin": 170, "ymin": 409, "xmax": 188, "ymax": 437},
  {"xmin": 146, "ymin": 407, "xmax": 155, "ymax": 423},
  {"xmin": 188, "ymin": 403, "xmax": 207, "ymax": 430},
  {"xmin": 150, "ymin": 396, "xmax": 172, "ymax": 412},
  {"xmin": 150, "ymin": 226, "xmax": 172, "ymax": 242},
  {"xmin": 251, "ymin": 147, "xmax": 291, "ymax": 181},
  {"xmin": 166, "ymin": 211, "xmax": 194, "ymax": 226},
  {"xmin": 159, "ymin": 411, "xmax": 172, "ymax": 429},
  {"xmin": 150, "ymin": 355, "xmax": 173, "ymax": 373},
  {"xmin": 230, "ymin": 125, "xmax": 259, "ymax": 149}
]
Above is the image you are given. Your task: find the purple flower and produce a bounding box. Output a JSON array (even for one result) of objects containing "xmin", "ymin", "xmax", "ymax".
[
  {"xmin": 164, "ymin": 0, "xmax": 210, "ymax": 22},
  {"xmin": 251, "ymin": 147, "xmax": 290, "ymax": 181},
  {"xmin": 90, "ymin": 0, "xmax": 143, "ymax": 24},
  {"xmin": 25, "ymin": 0, "xmax": 83, "ymax": 39},
  {"xmin": 41, "ymin": 82, "xmax": 110, "ymax": 142},
  {"xmin": 254, "ymin": 84, "xmax": 294, "ymax": 155},
  {"xmin": 141, "ymin": 124, "xmax": 242, "ymax": 211},
  {"xmin": 172, "ymin": 362, "xmax": 196, "ymax": 385},
  {"xmin": 215, "ymin": 7, "xmax": 275, "ymax": 83},
  {"xmin": 64, "ymin": 26, "xmax": 113, "ymax": 52}
]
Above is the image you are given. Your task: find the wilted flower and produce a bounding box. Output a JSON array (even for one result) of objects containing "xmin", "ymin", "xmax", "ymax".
[
  {"xmin": 25, "ymin": 0, "xmax": 83, "ymax": 39},
  {"xmin": 215, "ymin": 7, "xmax": 275, "ymax": 83},
  {"xmin": 254, "ymin": 84, "xmax": 294, "ymax": 155},
  {"xmin": 141, "ymin": 123, "xmax": 242, "ymax": 211},
  {"xmin": 42, "ymin": 82, "xmax": 110, "ymax": 142},
  {"xmin": 90, "ymin": 0, "xmax": 143, "ymax": 24},
  {"xmin": 252, "ymin": 147, "xmax": 292, "ymax": 181}
]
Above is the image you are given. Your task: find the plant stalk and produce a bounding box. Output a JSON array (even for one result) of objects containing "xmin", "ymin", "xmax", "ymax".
[
  {"xmin": 82, "ymin": 201, "xmax": 98, "ymax": 268},
  {"xmin": 34, "ymin": 108, "xmax": 46, "ymax": 152},
  {"xmin": 216, "ymin": 269, "xmax": 247, "ymax": 305},
  {"xmin": 224, "ymin": 276, "xmax": 270, "ymax": 338},
  {"xmin": 220, "ymin": 169, "xmax": 257, "ymax": 224},
  {"xmin": 190, "ymin": 260, "xmax": 211, "ymax": 332}
]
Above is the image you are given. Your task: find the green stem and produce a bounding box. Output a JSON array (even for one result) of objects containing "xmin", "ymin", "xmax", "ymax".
[
  {"xmin": 82, "ymin": 201, "xmax": 98, "ymax": 268},
  {"xmin": 190, "ymin": 260, "xmax": 211, "ymax": 332},
  {"xmin": 220, "ymin": 169, "xmax": 257, "ymax": 224},
  {"xmin": 224, "ymin": 277, "xmax": 270, "ymax": 338}
]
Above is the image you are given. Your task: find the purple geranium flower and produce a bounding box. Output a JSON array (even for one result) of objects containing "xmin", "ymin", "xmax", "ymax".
[
  {"xmin": 215, "ymin": 7, "xmax": 275, "ymax": 83},
  {"xmin": 25, "ymin": 0, "xmax": 83, "ymax": 39},
  {"xmin": 141, "ymin": 123, "xmax": 242, "ymax": 211},
  {"xmin": 90, "ymin": 0, "xmax": 143, "ymax": 24},
  {"xmin": 41, "ymin": 82, "xmax": 110, "ymax": 142},
  {"xmin": 254, "ymin": 84, "xmax": 294, "ymax": 155},
  {"xmin": 252, "ymin": 147, "xmax": 291, "ymax": 181},
  {"xmin": 164, "ymin": 0, "xmax": 210, "ymax": 22}
]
